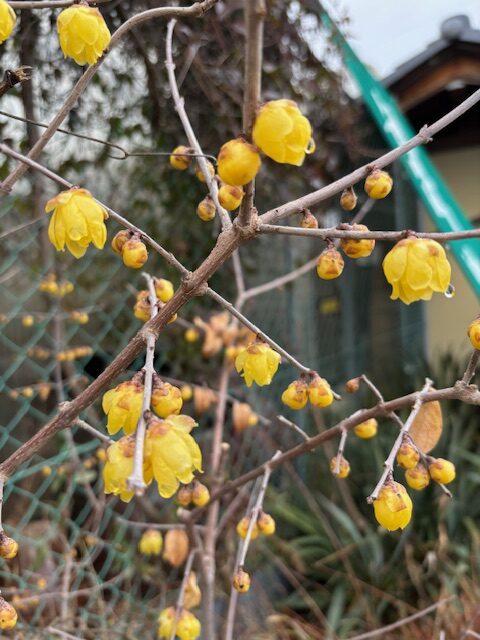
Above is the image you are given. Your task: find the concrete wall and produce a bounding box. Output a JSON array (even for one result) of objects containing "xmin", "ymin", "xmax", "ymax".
[{"xmin": 423, "ymin": 146, "xmax": 480, "ymax": 360}]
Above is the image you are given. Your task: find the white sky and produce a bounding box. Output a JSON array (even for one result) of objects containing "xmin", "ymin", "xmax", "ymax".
[{"xmin": 326, "ymin": 0, "xmax": 480, "ymax": 78}]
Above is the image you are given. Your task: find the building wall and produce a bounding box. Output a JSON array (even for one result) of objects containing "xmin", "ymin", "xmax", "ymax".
[{"xmin": 423, "ymin": 146, "xmax": 480, "ymax": 361}]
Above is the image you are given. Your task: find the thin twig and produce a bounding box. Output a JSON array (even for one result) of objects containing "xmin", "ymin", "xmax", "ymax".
[
  {"xmin": 128, "ymin": 274, "xmax": 158, "ymax": 494},
  {"xmin": 225, "ymin": 451, "xmax": 281, "ymax": 640},
  {"xmin": 170, "ymin": 549, "xmax": 198, "ymax": 640},
  {"xmin": 334, "ymin": 428, "xmax": 348, "ymax": 476},
  {"xmin": 277, "ymin": 415, "xmax": 310, "ymax": 442},
  {"xmin": 367, "ymin": 378, "xmax": 433, "ymax": 503},
  {"xmin": 75, "ymin": 419, "xmax": 113, "ymax": 445},
  {"xmin": 236, "ymin": 0, "xmax": 265, "ymax": 228},
  {"xmin": 462, "ymin": 350, "xmax": 479, "ymax": 385},
  {"xmin": 259, "ymin": 88, "xmax": 480, "ymax": 225},
  {"xmin": 258, "ymin": 223, "xmax": 480, "ymax": 243},
  {"xmin": 165, "ymin": 19, "xmax": 231, "ymax": 230}
]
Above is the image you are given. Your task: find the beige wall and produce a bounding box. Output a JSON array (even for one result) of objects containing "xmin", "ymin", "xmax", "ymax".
[{"xmin": 422, "ymin": 147, "xmax": 480, "ymax": 361}]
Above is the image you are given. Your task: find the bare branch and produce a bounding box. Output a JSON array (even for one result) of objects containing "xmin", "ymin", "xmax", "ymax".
[
  {"xmin": 76, "ymin": 419, "xmax": 113, "ymax": 445},
  {"xmin": 277, "ymin": 415, "xmax": 310, "ymax": 442},
  {"xmin": 258, "ymin": 223, "xmax": 480, "ymax": 243},
  {"xmin": 165, "ymin": 19, "xmax": 231, "ymax": 230}
]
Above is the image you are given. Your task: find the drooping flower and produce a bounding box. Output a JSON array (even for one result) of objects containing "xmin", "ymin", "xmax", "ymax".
[
  {"xmin": 218, "ymin": 184, "xmax": 244, "ymax": 211},
  {"xmin": 252, "ymin": 99, "xmax": 314, "ymax": 166},
  {"xmin": 45, "ymin": 188, "xmax": 108, "ymax": 258},
  {"xmin": 138, "ymin": 529, "xmax": 163, "ymax": 556},
  {"xmin": 396, "ymin": 440, "xmax": 420, "ymax": 469},
  {"xmin": 405, "ymin": 464, "xmax": 430, "ymax": 491},
  {"xmin": 373, "ymin": 482, "xmax": 413, "ymax": 531},
  {"xmin": 217, "ymin": 138, "xmax": 261, "ymax": 186},
  {"xmin": 102, "ymin": 378, "xmax": 144, "ymax": 435},
  {"xmin": 281, "ymin": 379, "xmax": 308, "ymax": 410},
  {"xmin": 184, "ymin": 571, "xmax": 202, "ymax": 609},
  {"xmin": 341, "ymin": 224, "xmax": 375, "ymax": 259},
  {"xmin": 0, "ymin": 598, "xmax": 17, "ymax": 630},
  {"xmin": 175, "ymin": 610, "xmax": 201, "ymax": 640},
  {"xmin": 468, "ymin": 317, "xmax": 480, "ymax": 349},
  {"xmin": 316, "ymin": 247, "xmax": 344, "ymax": 280},
  {"xmin": 364, "ymin": 169, "xmax": 393, "ymax": 199},
  {"xmin": 0, "ymin": 0, "xmax": 16, "ymax": 44},
  {"xmin": 145, "ymin": 415, "xmax": 202, "ymax": 499},
  {"xmin": 308, "ymin": 375, "xmax": 333, "ymax": 408},
  {"xmin": 57, "ymin": 5, "xmax": 111, "ymax": 66},
  {"xmin": 155, "ymin": 278, "xmax": 175, "ymax": 303},
  {"xmin": 257, "ymin": 512, "xmax": 276, "ymax": 536},
  {"xmin": 382, "ymin": 237, "xmax": 451, "ymax": 304},
  {"xmin": 0, "ymin": 533, "xmax": 18, "ymax": 560},
  {"xmin": 428, "ymin": 458, "xmax": 456, "ymax": 484},
  {"xmin": 163, "ymin": 528, "xmax": 190, "ymax": 567},
  {"xmin": 354, "ymin": 418, "xmax": 378, "ymax": 439},
  {"xmin": 151, "ymin": 381, "xmax": 183, "ymax": 418},
  {"xmin": 236, "ymin": 516, "xmax": 259, "ymax": 540},
  {"xmin": 157, "ymin": 607, "xmax": 175, "ymax": 639},
  {"xmin": 191, "ymin": 481, "xmax": 210, "ymax": 507},
  {"xmin": 330, "ymin": 456, "xmax": 350, "ymax": 479},
  {"xmin": 233, "ymin": 569, "xmax": 251, "ymax": 593},
  {"xmin": 103, "ymin": 436, "xmax": 152, "ymax": 503},
  {"xmin": 235, "ymin": 341, "xmax": 281, "ymax": 387}
]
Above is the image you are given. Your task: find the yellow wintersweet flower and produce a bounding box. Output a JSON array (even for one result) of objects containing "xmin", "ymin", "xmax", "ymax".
[
  {"xmin": 0, "ymin": 597, "xmax": 17, "ymax": 630},
  {"xmin": 235, "ymin": 342, "xmax": 281, "ymax": 387},
  {"xmin": 373, "ymin": 482, "xmax": 413, "ymax": 531},
  {"xmin": 45, "ymin": 188, "xmax": 107, "ymax": 259},
  {"xmin": 102, "ymin": 379, "xmax": 144, "ymax": 435},
  {"xmin": 383, "ymin": 237, "xmax": 451, "ymax": 304},
  {"xmin": 252, "ymin": 99, "xmax": 314, "ymax": 166},
  {"xmin": 281, "ymin": 379, "xmax": 308, "ymax": 410},
  {"xmin": 151, "ymin": 381, "xmax": 183, "ymax": 419},
  {"xmin": 138, "ymin": 529, "xmax": 163, "ymax": 556},
  {"xmin": 0, "ymin": 0, "xmax": 16, "ymax": 44},
  {"xmin": 145, "ymin": 415, "xmax": 202, "ymax": 499},
  {"xmin": 57, "ymin": 5, "xmax": 111, "ymax": 66},
  {"xmin": 158, "ymin": 608, "xmax": 201, "ymax": 640},
  {"xmin": 157, "ymin": 607, "xmax": 175, "ymax": 639},
  {"xmin": 103, "ymin": 436, "xmax": 153, "ymax": 503}
]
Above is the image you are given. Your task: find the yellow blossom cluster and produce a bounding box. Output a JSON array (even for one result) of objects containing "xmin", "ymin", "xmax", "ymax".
[
  {"xmin": 281, "ymin": 375, "xmax": 334, "ymax": 410},
  {"xmin": 133, "ymin": 278, "xmax": 176, "ymax": 323},
  {"xmin": 103, "ymin": 414, "xmax": 202, "ymax": 501},
  {"xmin": 39, "ymin": 273, "xmax": 74, "ymax": 297}
]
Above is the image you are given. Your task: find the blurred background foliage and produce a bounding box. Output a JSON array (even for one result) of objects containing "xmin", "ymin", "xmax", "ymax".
[{"xmin": 0, "ymin": 1, "xmax": 478, "ymax": 638}]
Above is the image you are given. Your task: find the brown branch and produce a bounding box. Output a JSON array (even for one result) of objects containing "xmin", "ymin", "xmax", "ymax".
[
  {"xmin": 0, "ymin": 66, "xmax": 31, "ymax": 98},
  {"xmin": 236, "ymin": 0, "xmax": 265, "ymax": 228},
  {"xmin": 258, "ymin": 88, "xmax": 480, "ymax": 225},
  {"xmin": 0, "ymin": 0, "xmax": 218, "ymax": 196},
  {"xmin": 188, "ymin": 381, "xmax": 480, "ymax": 520},
  {"xmin": 258, "ymin": 224, "xmax": 480, "ymax": 243}
]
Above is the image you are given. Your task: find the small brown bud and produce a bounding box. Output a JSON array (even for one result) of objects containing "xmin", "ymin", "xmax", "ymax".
[
  {"xmin": 345, "ymin": 377, "xmax": 360, "ymax": 393},
  {"xmin": 340, "ymin": 187, "xmax": 357, "ymax": 211},
  {"xmin": 300, "ymin": 209, "xmax": 318, "ymax": 229},
  {"xmin": 232, "ymin": 569, "xmax": 251, "ymax": 593}
]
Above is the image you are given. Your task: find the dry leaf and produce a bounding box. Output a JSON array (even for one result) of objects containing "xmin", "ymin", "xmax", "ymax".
[
  {"xmin": 409, "ymin": 401, "xmax": 443, "ymax": 453},
  {"xmin": 162, "ymin": 529, "xmax": 189, "ymax": 568}
]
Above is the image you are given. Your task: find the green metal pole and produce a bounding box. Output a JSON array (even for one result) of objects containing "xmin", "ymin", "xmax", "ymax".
[{"xmin": 318, "ymin": 7, "xmax": 480, "ymax": 297}]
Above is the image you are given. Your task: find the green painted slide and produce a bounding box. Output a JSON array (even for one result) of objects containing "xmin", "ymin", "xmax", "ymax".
[{"xmin": 318, "ymin": 6, "xmax": 480, "ymax": 297}]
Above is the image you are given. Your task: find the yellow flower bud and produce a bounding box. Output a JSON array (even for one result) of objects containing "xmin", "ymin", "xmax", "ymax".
[
  {"xmin": 281, "ymin": 379, "xmax": 308, "ymax": 410},
  {"xmin": 45, "ymin": 187, "xmax": 108, "ymax": 259},
  {"xmin": 252, "ymin": 99, "xmax": 314, "ymax": 166},
  {"xmin": 232, "ymin": 402, "xmax": 257, "ymax": 433},
  {"xmin": 405, "ymin": 464, "xmax": 430, "ymax": 491},
  {"xmin": 345, "ymin": 377, "xmax": 360, "ymax": 393},
  {"xmin": 193, "ymin": 386, "xmax": 216, "ymax": 414},
  {"xmin": 373, "ymin": 482, "xmax": 413, "ymax": 531},
  {"xmin": 194, "ymin": 160, "xmax": 215, "ymax": 183},
  {"xmin": 181, "ymin": 385, "xmax": 193, "ymax": 401},
  {"xmin": 122, "ymin": 238, "xmax": 148, "ymax": 269},
  {"xmin": 41, "ymin": 465, "xmax": 52, "ymax": 477},
  {"xmin": 308, "ymin": 375, "xmax": 333, "ymax": 408},
  {"xmin": 197, "ymin": 196, "xmax": 216, "ymax": 222},
  {"xmin": 170, "ymin": 145, "xmax": 194, "ymax": 170},
  {"xmin": 467, "ymin": 317, "xmax": 480, "ymax": 350},
  {"xmin": 0, "ymin": 533, "xmax": 18, "ymax": 560},
  {"xmin": 383, "ymin": 237, "xmax": 451, "ymax": 304},
  {"xmin": 300, "ymin": 209, "xmax": 318, "ymax": 228},
  {"xmin": 330, "ymin": 456, "xmax": 350, "ymax": 479},
  {"xmin": 138, "ymin": 529, "xmax": 163, "ymax": 556},
  {"xmin": 37, "ymin": 578, "xmax": 47, "ymax": 590},
  {"xmin": 155, "ymin": 278, "xmax": 174, "ymax": 303},
  {"xmin": 151, "ymin": 381, "xmax": 183, "ymax": 418},
  {"xmin": 22, "ymin": 315, "xmax": 34, "ymax": 327},
  {"xmin": 163, "ymin": 528, "xmax": 190, "ymax": 567},
  {"xmin": 0, "ymin": 0, "xmax": 16, "ymax": 44},
  {"xmin": 233, "ymin": 569, "xmax": 251, "ymax": 593},
  {"xmin": 57, "ymin": 5, "xmax": 111, "ymax": 66},
  {"xmin": 396, "ymin": 441, "xmax": 420, "ymax": 469},
  {"xmin": 157, "ymin": 607, "xmax": 175, "ymax": 639},
  {"xmin": 21, "ymin": 387, "xmax": 34, "ymax": 399},
  {"xmin": 341, "ymin": 224, "xmax": 375, "ymax": 259},
  {"xmin": 316, "ymin": 247, "xmax": 344, "ymax": 280},
  {"xmin": 185, "ymin": 328, "xmax": 200, "ymax": 343},
  {"xmin": 192, "ymin": 481, "xmax": 210, "ymax": 507},
  {"xmin": 184, "ymin": 571, "xmax": 202, "ymax": 609},
  {"xmin": 354, "ymin": 418, "xmax": 377, "ymax": 439},
  {"xmin": 364, "ymin": 169, "xmax": 393, "ymax": 199},
  {"xmin": 236, "ymin": 516, "xmax": 259, "ymax": 540},
  {"xmin": 340, "ymin": 187, "xmax": 357, "ymax": 211},
  {"xmin": 428, "ymin": 458, "xmax": 456, "ymax": 485},
  {"xmin": 95, "ymin": 447, "xmax": 107, "ymax": 462},
  {"xmin": 217, "ymin": 138, "xmax": 261, "ymax": 186},
  {"xmin": 257, "ymin": 512, "xmax": 276, "ymax": 536},
  {"xmin": 176, "ymin": 610, "xmax": 201, "ymax": 640},
  {"xmin": 218, "ymin": 184, "xmax": 244, "ymax": 211},
  {"xmin": 247, "ymin": 413, "xmax": 258, "ymax": 427},
  {"xmin": 111, "ymin": 229, "xmax": 131, "ymax": 255},
  {"xmin": 177, "ymin": 486, "xmax": 193, "ymax": 507},
  {"xmin": 0, "ymin": 597, "xmax": 17, "ymax": 630},
  {"xmin": 235, "ymin": 341, "xmax": 281, "ymax": 387}
]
